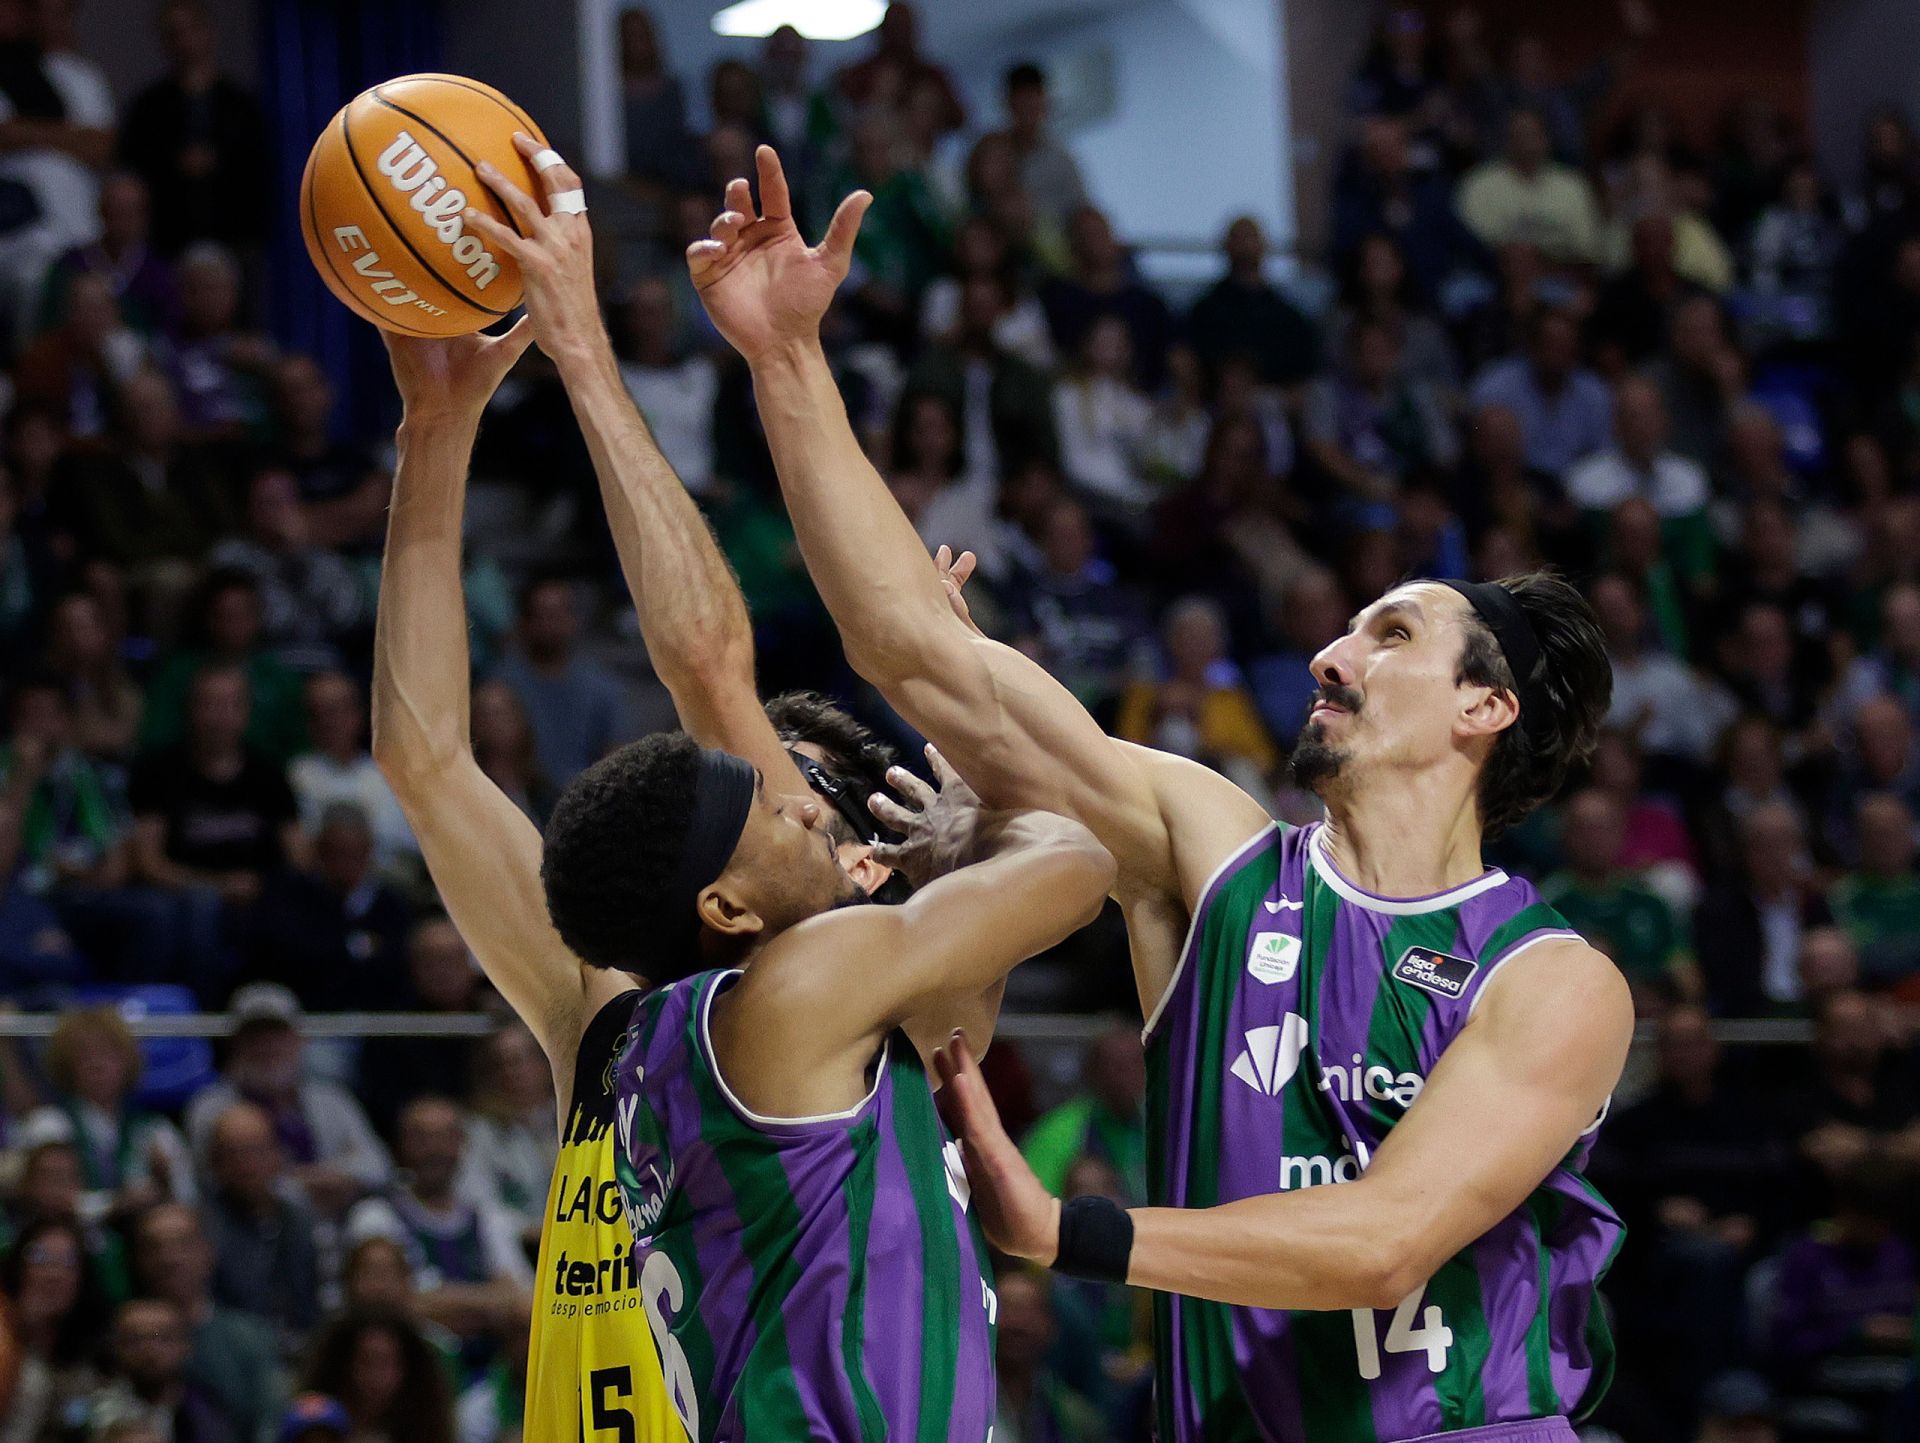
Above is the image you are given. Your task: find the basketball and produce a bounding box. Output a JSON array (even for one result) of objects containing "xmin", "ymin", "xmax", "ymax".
[{"xmin": 299, "ymin": 73, "xmax": 549, "ymax": 337}]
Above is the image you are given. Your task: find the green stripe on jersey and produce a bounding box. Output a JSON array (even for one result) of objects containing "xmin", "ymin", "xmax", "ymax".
[
  {"xmin": 1425, "ymin": 1253, "xmax": 1491, "ymax": 1428},
  {"xmin": 840, "ymin": 1114, "xmax": 887, "ymax": 1443},
  {"xmin": 1523, "ymin": 1193, "xmax": 1561, "ymax": 1417}
]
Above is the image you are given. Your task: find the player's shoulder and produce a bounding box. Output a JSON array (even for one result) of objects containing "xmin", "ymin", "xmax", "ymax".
[{"xmin": 1472, "ymin": 934, "xmax": 1633, "ymax": 1044}]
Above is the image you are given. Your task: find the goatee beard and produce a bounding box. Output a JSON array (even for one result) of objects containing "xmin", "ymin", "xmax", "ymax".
[{"xmin": 1288, "ymin": 724, "xmax": 1348, "ymax": 794}]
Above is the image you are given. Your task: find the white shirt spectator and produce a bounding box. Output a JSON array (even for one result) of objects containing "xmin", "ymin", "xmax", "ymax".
[
  {"xmin": 186, "ymin": 1077, "xmax": 392, "ymax": 1195},
  {"xmin": 919, "ymin": 281, "xmax": 1055, "ymax": 370},
  {"xmin": 344, "ymin": 1189, "xmax": 533, "ymax": 1290},
  {"xmin": 0, "ymin": 48, "xmax": 112, "ymax": 251},
  {"xmin": 458, "ymin": 1110, "xmax": 555, "ymax": 1234},
  {"xmin": 619, "ymin": 354, "xmax": 718, "ymax": 496},
  {"xmin": 1054, "ymin": 373, "xmax": 1153, "ymax": 512},
  {"xmin": 1565, "ymin": 448, "xmax": 1709, "ymax": 517},
  {"xmin": 17, "ymin": 1102, "xmax": 195, "ymax": 1224},
  {"xmin": 1607, "ymin": 651, "xmax": 1736, "ymax": 764},
  {"xmin": 288, "ymin": 750, "xmax": 418, "ymax": 873}
]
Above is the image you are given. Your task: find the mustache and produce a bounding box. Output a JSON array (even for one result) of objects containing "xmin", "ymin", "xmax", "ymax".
[{"xmin": 1307, "ymin": 684, "xmax": 1363, "ymax": 716}]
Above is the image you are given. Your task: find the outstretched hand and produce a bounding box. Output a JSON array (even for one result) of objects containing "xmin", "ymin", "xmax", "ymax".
[
  {"xmin": 384, "ymin": 318, "xmax": 534, "ymax": 427},
  {"xmin": 687, "ymin": 145, "xmax": 873, "ymax": 363},
  {"xmin": 465, "ymin": 132, "xmax": 604, "ymax": 367},
  {"xmin": 933, "ymin": 1031, "xmax": 1061, "ymax": 1264},
  {"xmin": 867, "ymin": 744, "xmax": 986, "ymax": 890}
]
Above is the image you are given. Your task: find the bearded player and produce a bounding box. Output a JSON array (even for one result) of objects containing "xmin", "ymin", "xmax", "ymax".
[
  {"xmin": 687, "ymin": 145, "xmax": 1632, "ymax": 1443},
  {"xmin": 374, "ymin": 138, "xmax": 1031, "ymax": 1442}
]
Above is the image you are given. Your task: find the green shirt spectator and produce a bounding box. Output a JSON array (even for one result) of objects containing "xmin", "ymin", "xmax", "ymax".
[
  {"xmin": 1829, "ymin": 792, "xmax": 1920, "ymax": 983},
  {"xmin": 1020, "ymin": 1026, "xmax": 1147, "ymax": 1203},
  {"xmin": 1540, "ymin": 788, "xmax": 1689, "ymax": 992}
]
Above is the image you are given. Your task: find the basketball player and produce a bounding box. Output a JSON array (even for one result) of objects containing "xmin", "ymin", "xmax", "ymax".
[
  {"xmin": 685, "ymin": 145, "xmax": 1634, "ymax": 1443},
  {"xmin": 389, "ymin": 135, "xmax": 1113, "ymax": 1443}
]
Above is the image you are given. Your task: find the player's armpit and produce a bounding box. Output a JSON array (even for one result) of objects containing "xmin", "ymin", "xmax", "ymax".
[
  {"xmin": 715, "ymin": 812, "xmax": 1115, "ymax": 1119},
  {"xmin": 1124, "ymin": 940, "xmax": 1632, "ymax": 1312}
]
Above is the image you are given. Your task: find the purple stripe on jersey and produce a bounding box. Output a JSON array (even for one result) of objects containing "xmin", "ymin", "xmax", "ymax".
[
  {"xmin": 773, "ymin": 1133, "xmax": 865, "ymax": 1437},
  {"xmin": 865, "ymin": 1114, "xmax": 927, "ymax": 1437},
  {"xmin": 1474, "ymin": 1213, "xmax": 1545, "ymax": 1417},
  {"xmin": 1544, "ymin": 1175, "xmax": 1618, "ymax": 1411}
]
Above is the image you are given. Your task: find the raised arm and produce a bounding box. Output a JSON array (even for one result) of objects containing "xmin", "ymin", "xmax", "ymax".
[
  {"xmin": 689, "ymin": 149, "xmax": 1267, "ymax": 904},
  {"xmin": 463, "ymin": 136, "xmax": 794, "ymax": 793},
  {"xmin": 714, "ymin": 805, "xmax": 1117, "ymax": 1120},
  {"xmin": 936, "ymin": 940, "xmax": 1634, "ymax": 1311},
  {"xmin": 369, "ymin": 324, "xmax": 625, "ymax": 1077}
]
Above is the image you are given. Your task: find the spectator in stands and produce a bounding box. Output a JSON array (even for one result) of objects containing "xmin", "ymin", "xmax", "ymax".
[
  {"xmin": 615, "ymin": 275, "xmax": 717, "ymax": 498},
  {"xmin": 1827, "ymin": 792, "xmax": 1920, "ymax": 986},
  {"xmin": 1448, "ymin": 401, "xmax": 1572, "ymax": 565},
  {"xmin": 1041, "ymin": 206, "xmax": 1173, "ymax": 390},
  {"xmin": 616, "ymin": 7, "xmax": 691, "ymax": 189},
  {"xmin": 1346, "ymin": 6, "xmax": 1435, "ymax": 119},
  {"xmin": 269, "ymin": 355, "xmax": 387, "ymax": 552},
  {"xmin": 23, "ymin": 1006, "xmax": 191, "ymax": 1227},
  {"xmin": 37, "ymin": 171, "xmax": 176, "ymax": 337},
  {"xmin": 1187, "ymin": 216, "xmax": 1320, "ymax": 390},
  {"xmin": 1594, "ymin": 1005, "xmax": 1789, "ymax": 1395},
  {"xmin": 55, "ymin": 366, "xmax": 236, "ymax": 571},
  {"xmin": 140, "ymin": 569, "xmax": 308, "ymax": 762},
  {"xmin": 459, "ymin": 1025, "xmax": 552, "ymax": 1258},
  {"xmin": 1781, "ymin": 991, "xmax": 1920, "ymax": 1194},
  {"xmin": 116, "ymin": 0, "xmax": 269, "ymax": 255},
  {"xmin": 1002, "ymin": 497, "xmax": 1148, "ymax": 720},
  {"xmin": 43, "ymin": 589, "xmax": 140, "ymax": 761},
  {"xmin": 1053, "ymin": 314, "xmax": 1154, "ymax": 521},
  {"xmin": 1643, "ymin": 294, "xmax": 1737, "ymax": 468},
  {"xmin": 1590, "ymin": 571, "xmax": 1731, "ymax": 769},
  {"xmin": 130, "ymin": 1202, "xmax": 284, "ymax": 1443},
  {"xmin": 1748, "ymin": 158, "xmax": 1843, "ymax": 335},
  {"xmin": 1116, "ymin": 596, "xmax": 1276, "ymax": 782},
  {"xmin": 1021, "ymin": 1023, "xmax": 1146, "ymax": 1203},
  {"xmin": 16, "ymin": 269, "xmax": 147, "ymax": 437},
  {"xmin": 1794, "ymin": 928, "xmax": 1861, "ymax": 1020},
  {"xmin": 356, "ymin": 916, "xmax": 482, "ymax": 1138},
  {"xmin": 207, "ymin": 466, "xmax": 367, "ymax": 674},
  {"xmin": 1542, "ymin": 788, "xmax": 1693, "ymax": 1006},
  {"xmin": 1303, "ymin": 315, "xmax": 1456, "ymax": 514},
  {"xmin": 1331, "ymin": 115, "xmax": 1465, "ymax": 300},
  {"xmin": 1720, "ymin": 602, "xmax": 1822, "ymax": 745},
  {"xmin": 0, "ymin": 1216, "xmax": 111, "ymax": 1440},
  {"xmin": 906, "ymin": 274, "xmax": 1058, "ymax": 488},
  {"xmin": 832, "ymin": 2, "xmax": 963, "ymax": 136},
  {"xmin": 919, "ymin": 214, "xmax": 1054, "ymax": 370},
  {"xmin": 455, "ymin": 1312, "xmax": 527, "ymax": 1443},
  {"xmin": 127, "ymin": 661, "xmax": 298, "ymax": 992},
  {"xmin": 1468, "ymin": 307, "xmax": 1612, "ymax": 478},
  {"xmin": 1588, "ymin": 212, "xmax": 1703, "ymax": 369},
  {"xmin": 1837, "ymin": 582, "xmax": 1920, "ymax": 727},
  {"xmin": 1330, "ymin": 231, "xmax": 1458, "ymax": 396},
  {"xmin": 1568, "ymin": 377, "xmax": 1714, "ymax": 584},
  {"xmin": 1768, "ymin": 1154, "xmax": 1916, "ymax": 1383},
  {"xmin": 300, "ymin": 1310, "xmax": 454, "ymax": 1443},
  {"xmin": 1693, "ymin": 801, "xmax": 1829, "ymax": 1017},
  {"xmin": 1248, "ymin": 568, "xmax": 1346, "ymax": 751},
  {"xmin": 994, "ymin": 62, "xmax": 1086, "ymax": 226},
  {"xmin": 345, "ymin": 1096, "xmax": 530, "ymax": 1344},
  {"xmin": 1456, "ymin": 107, "xmax": 1602, "ymax": 265},
  {"xmin": 160, "ymin": 242, "xmax": 272, "ymax": 437},
  {"xmin": 288, "ymin": 672, "xmax": 412, "ymax": 879},
  {"xmin": 991, "ymin": 1267, "xmax": 1105, "ymax": 1443},
  {"xmin": 0, "ymin": 0, "xmax": 114, "ymax": 301},
  {"xmin": 490, "ymin": 577, "xmax": 628, "ymax": 787},
  {"xmin": 254, "ymin": 802, "xmax": 412, "ymax": 1013},
  {"xmin": 1716, "ymin": 500, "xmax": 1847, "ymax": 690},
  {"xmin": 196, "ymin": 1099, "xmax": 322, "ymax": 1349},
  {"xmin": 467, "ymin": 680, "xmax": 554, "ymax": 829},
  {"xmin": 0, "ymin": 673, "xmax": 125, "ymax": 984},
  {"xmin": 276, "ymin": 1394, "xmax": 352, "ymax": 1443},
  {"xmin": 91, "ymin": 1296, "xmax": 240, "ymax": 1443},
  {"xmin": 186, "ymin": 985, "xmax": 389, "ymax": 1218},
  {"xmin": 755, "ymin": 25, "xmax": 831, "ymax": 189}
]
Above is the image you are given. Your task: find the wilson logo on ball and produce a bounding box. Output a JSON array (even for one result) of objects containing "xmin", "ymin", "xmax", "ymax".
[{"xmin": 374, "ymin": 130, "xmax": 501, "ymax": 290}]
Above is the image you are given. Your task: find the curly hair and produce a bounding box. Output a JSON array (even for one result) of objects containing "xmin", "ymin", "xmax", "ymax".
[
  {"xmin": 541, "ymin": 731, "xmax": 706, "ymax": 978},
  {"xmin": 764, "ymin": 691, "xmax": 899, "ymax": 804},
  {"xmin": 301, "ymin": 1308, "xmax": 453, "ymax": 1443},
  {"xmin": 1455, "ymin": 572, "xmax": 1612, "ymax": 838}
]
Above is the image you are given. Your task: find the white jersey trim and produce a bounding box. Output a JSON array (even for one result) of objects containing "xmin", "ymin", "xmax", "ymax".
[
  {"xmin": 1464, "ymin": 929, "xmax": 1587, "ymax": 1017},
  {"xmin": 699, "ymin": 970, "xmax": 889, "ymax": 1129},
  {"xmin": 1141, "ymin": 824, "xmax": 1281, "ymax": 1045},
  {"xmin": 1307, "ymin": 825, "xmax": 1511, "ymax": 915}
]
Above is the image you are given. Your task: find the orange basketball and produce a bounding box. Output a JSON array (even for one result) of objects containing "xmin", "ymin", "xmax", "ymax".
[{"xmin": 299, "ymin": 73, "xmax": 550, "ymax": 336}]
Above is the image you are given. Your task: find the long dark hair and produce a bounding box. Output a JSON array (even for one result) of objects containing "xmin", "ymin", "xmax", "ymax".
[
  {"xmin": 301, "ymin": 1308, "xmax": 454, "ymax": 1443},
  {"xmin": 0, "ymin": 1216, "xmax": 110, "ymax": 1369}
]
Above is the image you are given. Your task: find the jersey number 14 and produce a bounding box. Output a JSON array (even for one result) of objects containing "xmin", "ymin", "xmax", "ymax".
[{"xmin": 1350, "ymin": 1285, "xmax": 1455, "ymax": 1380}]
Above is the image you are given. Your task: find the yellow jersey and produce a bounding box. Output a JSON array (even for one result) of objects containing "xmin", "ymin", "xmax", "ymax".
[{"xmin": 526, "ymin": 991, "xmax": 685, "ymax": 1442}]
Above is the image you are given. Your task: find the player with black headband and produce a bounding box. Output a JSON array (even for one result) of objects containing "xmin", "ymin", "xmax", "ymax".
[
  {"xmin": 688, "ymin": 145, "xmax": 1633, "ymax": 1443},
  {"xmin": 393, "ymin": 137, "xmax": 1114, "ymax": 1442}
]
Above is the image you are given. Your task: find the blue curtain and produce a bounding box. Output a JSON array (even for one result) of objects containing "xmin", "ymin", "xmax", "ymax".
[{"xmin": 258, "ymin": 0, "xmax": 443, "ymax": 439}]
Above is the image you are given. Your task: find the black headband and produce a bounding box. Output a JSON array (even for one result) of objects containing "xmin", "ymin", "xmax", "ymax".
[
  {"xmin": 666, "ymin": 748, "xmax": 756, "ymax": 947},
  {"xmin": 1435, "ymin": 579, "xmax": 1548, "ymax": 743}
]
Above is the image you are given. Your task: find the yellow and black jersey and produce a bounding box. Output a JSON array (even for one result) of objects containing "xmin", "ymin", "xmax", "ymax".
[{"xmin": 527, "ymin": 991, "xmax": 686, "ymax": 1442}]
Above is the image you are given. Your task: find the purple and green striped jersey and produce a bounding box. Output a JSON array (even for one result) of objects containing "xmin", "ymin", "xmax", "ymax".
[
  {"xmin": 1145, "ymin": 822, "xmax": 1624, "ymax": 1443},
  {"xmin": 611, "ymin": 967, "xmax": 996, "ymax": 1443}
]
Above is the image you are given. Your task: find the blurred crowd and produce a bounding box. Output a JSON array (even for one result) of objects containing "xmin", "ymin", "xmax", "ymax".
[{"xmin": 0, "ymin": 0, "xmax": 1915, "ymax": 1438}]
